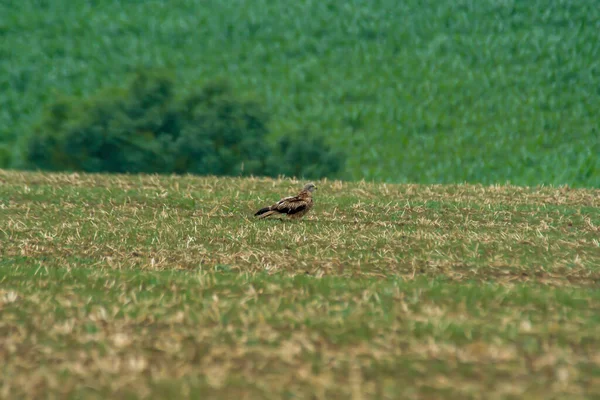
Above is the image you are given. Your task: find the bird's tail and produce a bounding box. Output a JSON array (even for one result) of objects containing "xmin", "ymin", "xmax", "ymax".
[{"xmin": 254, "ymin": 207, "xmax": 275, "ymax": 218}]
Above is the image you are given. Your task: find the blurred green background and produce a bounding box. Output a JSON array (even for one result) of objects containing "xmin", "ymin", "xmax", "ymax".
[{"xmin": 1, "ymin": 0, "xmax": 598, "ymax": 187}]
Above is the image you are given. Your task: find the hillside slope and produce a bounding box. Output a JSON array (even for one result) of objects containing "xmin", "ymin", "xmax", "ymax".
[
  {"xmin": 1, "ymin": 0, "xmax": 599, "ymax": 186},
  {"xmin": 1, "ymin": 170, "xmax": 599, "ymax": 398}
]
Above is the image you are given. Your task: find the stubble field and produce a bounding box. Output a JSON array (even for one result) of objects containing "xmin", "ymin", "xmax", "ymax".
[{"xmin": 1, "ymin": 170, "xmax": 599, "ymax": 399}]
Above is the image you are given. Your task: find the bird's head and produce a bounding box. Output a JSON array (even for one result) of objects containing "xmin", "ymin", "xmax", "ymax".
[{"xmin": 303, "ymin": 182, "xmax": 317, "ymax": 192}]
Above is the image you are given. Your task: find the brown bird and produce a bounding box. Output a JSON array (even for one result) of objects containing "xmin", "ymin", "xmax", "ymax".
[{"xmin": 254, "ymin": 183, "xmax": 317, "ymax": 219}]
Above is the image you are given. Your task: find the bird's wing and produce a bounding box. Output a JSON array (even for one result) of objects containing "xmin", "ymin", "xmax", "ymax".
[{"xmin": 272, "ymin": 194, "xmax": 310, "ymax": 215}]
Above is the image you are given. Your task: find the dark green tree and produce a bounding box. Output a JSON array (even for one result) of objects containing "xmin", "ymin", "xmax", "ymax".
[
  {"xmin": 24, "ymin": 71, "xmax": 345, "ymax": 179},
  {"xmin": 271, "ymin": 133, "xmax": 346, "ymax": 180}
]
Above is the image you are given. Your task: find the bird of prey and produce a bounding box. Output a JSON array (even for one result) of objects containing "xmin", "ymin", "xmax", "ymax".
[{"xmin": 254, "ymin": 183, "xmax": 317, "ymax": 219}]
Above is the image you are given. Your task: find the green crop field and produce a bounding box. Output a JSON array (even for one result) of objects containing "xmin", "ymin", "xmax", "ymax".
[
  {"xmin": 1, "ymin": 0, "xmax": 599, "ymax": 186},
  {"xmin": 1, "ymin": 170, "xmax": 599, "ymax": 398}
]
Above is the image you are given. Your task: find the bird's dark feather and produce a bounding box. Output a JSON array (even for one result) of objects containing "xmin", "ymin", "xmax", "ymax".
[
  {"xmin": 277, "ymin": 204, "xmax": 307, "ymax": 215},
  {"xmin": 254, "ymin": 186, "xmax": 314, "ymax": 219},
  {"xmin": 254, "ymin": 207, "xmax": 272, "ymax": 216}
]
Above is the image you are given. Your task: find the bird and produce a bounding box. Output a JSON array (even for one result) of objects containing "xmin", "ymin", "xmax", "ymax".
[{"xmin": 254, "ymin": 182, "xmax": 317, "ymax": 220}]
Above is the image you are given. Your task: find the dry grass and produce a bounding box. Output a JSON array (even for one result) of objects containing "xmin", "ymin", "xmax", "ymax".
[{"xmin": 1, "ymin": 170, "xmax": 599, "ymax": 399}]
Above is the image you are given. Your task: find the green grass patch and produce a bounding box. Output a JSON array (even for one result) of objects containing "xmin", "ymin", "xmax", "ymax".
[
  {"xmin": 1, "ymin": 0, "xmax": 599, "ymax": 186},
  {"xmin": 1, "ymin": 170, "xmax": 599, "ymax": 398}
]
